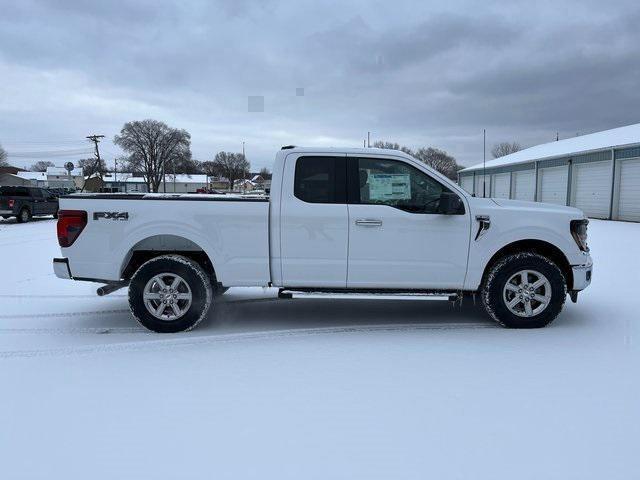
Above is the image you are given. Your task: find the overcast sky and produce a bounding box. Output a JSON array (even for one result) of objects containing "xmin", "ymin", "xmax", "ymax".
[{"xmin": 1, "ymin": 0, "xmax": 639, "ymax": 171}]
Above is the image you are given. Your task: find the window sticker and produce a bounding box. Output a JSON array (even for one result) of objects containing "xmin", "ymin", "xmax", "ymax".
[{"xmin": 368, "ymin": 173, "xmax": 411, "ymax": 200}]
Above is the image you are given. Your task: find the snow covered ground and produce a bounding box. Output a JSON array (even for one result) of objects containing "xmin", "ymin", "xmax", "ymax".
[{"xmin": 0, "ymin": 217, "xmax": 638, "ymax": 479}]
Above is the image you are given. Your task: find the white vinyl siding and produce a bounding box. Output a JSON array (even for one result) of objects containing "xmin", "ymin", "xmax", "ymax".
[
  {"xmin": 491, "ymin": 173, "xmax": 510, "ymax": 199},
  {"xmin": 474, "ymin": 174, "xmax": 490, "ymax": 198},
  {"xmin": 460, "ymin": 176, "xmax": 474, "ymax": 194},
  {"xmin": 512, "ymin": 170, "xmax": 535, "ymax": 201},
  {"xmin": 538, "ymin": 165, "xmax": 568, "ymax": 205},
  {"xmin": 615, "ymin": 158, "xmax": 640, "ymax": 222},
  {"xmin": 570, "ymin": 161, "xmax": 612, "ymax": 219}
]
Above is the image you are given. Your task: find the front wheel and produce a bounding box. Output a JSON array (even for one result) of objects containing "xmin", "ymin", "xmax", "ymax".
[
  {"xmin": 128, "ymin": 255, "xmax": 213, "ymax": 333},
  {"xmin": 482, "ymin": 252, "xmax": 566, "ymax": 328}
]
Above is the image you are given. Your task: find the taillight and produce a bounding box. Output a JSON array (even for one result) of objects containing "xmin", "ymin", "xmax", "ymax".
[
  {"xmin": 8, "ymin": 199, "xmax": 14, "ymax": 208},
  {"xmin": 57, "ymin": 210, "xmax": 87, "ymax": 247}
]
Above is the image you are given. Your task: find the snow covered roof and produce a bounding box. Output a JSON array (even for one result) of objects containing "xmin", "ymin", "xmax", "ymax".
[
  {"xmin": 46, "ymin": 166, "xmax": 84, "ymax": 176},
  {"xmin": 461, "ymin": 123, "xmax": 640, "ymax": 173},
  {"xmin": 97, "ymin": 173, "xmax": 209, "ymax": 183},
  {"xmin": 16, "ymin": 171, "xmax": 47, "ymax": 181}
]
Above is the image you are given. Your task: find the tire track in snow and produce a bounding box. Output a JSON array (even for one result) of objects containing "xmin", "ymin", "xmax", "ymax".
[
  {"xmin": 0, "ymin": 322, "xmax": 497, "ymax": 359},
  {"xmin": 0, "ymin": 309, "xmax": 130, "ymax": 320}
]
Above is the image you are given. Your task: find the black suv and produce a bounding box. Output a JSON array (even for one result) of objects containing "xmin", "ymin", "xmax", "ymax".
[{"xmin": 0, "ymin": 186, "xmax": 59, "ymax": 222}]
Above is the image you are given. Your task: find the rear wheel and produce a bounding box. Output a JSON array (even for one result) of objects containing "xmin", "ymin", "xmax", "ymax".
[
  {"xmin": 482, "ymin": 252, "xmax": 566, "ymax": 328},
  {"xmin": 128, "ymin": 255, "xmax": 213, "ymax": 333},
  {"xmin": 16, "ymin": 208, "xmax": 31, "ymax": 223}
]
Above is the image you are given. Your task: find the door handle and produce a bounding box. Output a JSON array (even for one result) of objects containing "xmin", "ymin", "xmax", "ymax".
[{"xmin": 355, "ymin": 219, "xmax": 383, "ymax": 227}]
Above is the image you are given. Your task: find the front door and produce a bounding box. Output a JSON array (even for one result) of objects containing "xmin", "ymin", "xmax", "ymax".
[
  {"xmin": 279, "ymin": 154, "xmax": 349, "ymax": 288},
  {"xmin": 346, "ymin": 156, "xmax": 471, "ymax": 290}
]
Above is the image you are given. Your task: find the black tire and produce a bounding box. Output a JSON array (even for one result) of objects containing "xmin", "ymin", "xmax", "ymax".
[
  {"xmin": 482, "ymin": 252, "xmax": 566, "ymax": 328},
  {"xmin": 128, "ymin": 255, "xmax": 213, "ymax": 333},
  {"xmin": 16, "ymin": 208, "xmax": 31, "ymax": 223}
]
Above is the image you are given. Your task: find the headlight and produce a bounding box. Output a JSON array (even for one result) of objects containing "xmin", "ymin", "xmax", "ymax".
[{"xmin": 570, "ymin": 219, "xmax": 589, "ymax": 252}]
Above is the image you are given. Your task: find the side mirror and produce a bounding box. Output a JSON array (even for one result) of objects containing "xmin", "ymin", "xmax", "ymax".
[{"xmin": 437, "ymin": 192, "xmax": 464, "ymax": 215}]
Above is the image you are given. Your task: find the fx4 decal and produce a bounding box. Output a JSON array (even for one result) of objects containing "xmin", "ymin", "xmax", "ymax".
[{"xmin": 93, "ymin": 211, "xmax": 129, "ymax": 221}]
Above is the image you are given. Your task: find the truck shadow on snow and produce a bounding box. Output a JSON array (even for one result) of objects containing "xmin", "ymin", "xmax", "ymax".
[{"xmin": 203, "ymin": 294, "xmax": 495, "ymax": 333}]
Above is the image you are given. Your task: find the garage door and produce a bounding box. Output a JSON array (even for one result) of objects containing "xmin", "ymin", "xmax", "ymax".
[
  {"xmin": 616, "ymin": 158, "xmax": 640, "ymax": 222},
  {"xmin": 460, "ymin": 175, "xmax": 474, "ymax": 194},
  {"xmin": 571, "ymin": 161, "xmax": 612, "ymax": 219},
  {"xmin": 512, "ymin": 170, "xmax": 535, "ymax": 201},
  {"xmin": 474, "ymin": 174, "xmax": 490, "ymax": 198},
  {"xmin": 491, "ymin": 173, "xmax": 510, "ymax": 198},
  {"xmin": 538, "ymin": 165, "xmax": 568, "ymax": 205}
]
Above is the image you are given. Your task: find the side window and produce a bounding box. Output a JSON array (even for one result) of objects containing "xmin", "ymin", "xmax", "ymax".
[
  {"xmin": 30, "ymin": 188, "xmax": 43, "ymax": 198},
  {"xmin": 294, "ymin": 156, "xmax": 346, "ymax": 204},
  {"xmin": 355, "ymin": 158, "xmax": 453, "ymax": 214}
]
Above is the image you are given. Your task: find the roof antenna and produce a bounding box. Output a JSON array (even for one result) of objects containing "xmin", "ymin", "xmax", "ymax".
[{"xmin": 483, "ymin": 128, "xmax": 486, "ymax": 198}]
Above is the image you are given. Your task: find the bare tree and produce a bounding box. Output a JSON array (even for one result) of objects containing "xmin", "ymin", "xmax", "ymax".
[
  {"xmin": 31, "ymin": 161, "xmax": 55, "ymax": 172},
  {"xmin": 372, "ymin": 140, "xmax": 413, "ymax": 155},
  {"xmin": 0, "ymin": 143, "xmax": 8, "ymax": 167},
  {"xmin": 78, "ymin": 158, "xmax": 107, "ymax": 179},
  {"xmin": 114, "ymin": 119, "xmax": 191, "ymax": 192},
  {"xmin": 491, "ymin": 142, "xmax": 521, "ymax": 159},
  {"xmin": 202, "ymin": 152, "xmax": 250, "ymax": 191},
  {"xmin": 413, "ymin": 147, "xmax": 461, "ymax": 180},
  {"xmin": 259, "ymin": 167, "xmax": 271, "ymax": 180}
]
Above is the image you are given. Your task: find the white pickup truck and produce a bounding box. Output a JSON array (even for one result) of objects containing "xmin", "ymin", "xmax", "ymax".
[{"xmin": 53, "ymin": 146, "xmax": 592, "ymax": 332}]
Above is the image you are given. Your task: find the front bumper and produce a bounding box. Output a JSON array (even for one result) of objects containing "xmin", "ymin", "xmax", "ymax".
[
  {"xmin": 53, "ymin": 258, "xmax": 72, "ymax": 280},
  {"xmin": 571, "ymin": 257, "xmax": 593, "ymax": 291}
]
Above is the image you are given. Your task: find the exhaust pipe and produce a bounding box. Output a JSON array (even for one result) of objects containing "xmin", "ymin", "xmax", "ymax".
[{"xmin": 96, "ymin": 282, "xmax": 128, "ymax": 297}]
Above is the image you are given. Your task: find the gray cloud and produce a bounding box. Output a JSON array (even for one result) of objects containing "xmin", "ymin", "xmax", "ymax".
[{"xmin": 1, "ymin": 0, "xmax": 639, "ymax": 169}]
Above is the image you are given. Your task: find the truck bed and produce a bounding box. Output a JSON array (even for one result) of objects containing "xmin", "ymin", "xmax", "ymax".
[{"xmin": 59, "ymin": 193, "xmax": 271, "ymax": 286}]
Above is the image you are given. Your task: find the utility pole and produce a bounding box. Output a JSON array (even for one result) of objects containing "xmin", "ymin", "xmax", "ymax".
[
  {"xmin": 367, "ymin": 131, "xmax": 370, "ymax": 148},
  {"xmin": 556, "ymin": 132, "xmax": 559, "ymax": 141},
  {"xmin": 242, "ymin": 141, "xmax": 245, "ymax": 158},
  {"xmin": 114, "ymin": 158, "xmax": 118, "ymax": 192},
  {"xmin": 82, "ymin": 134, "xmax": 105, "ymax": 192},
  {"xmin": 482, "ymin": 129, "xmax": 487, "ymax": 197}
]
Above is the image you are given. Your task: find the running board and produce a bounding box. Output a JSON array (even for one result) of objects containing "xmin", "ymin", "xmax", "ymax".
[{"xmin": 279, "ymin": 290, "xmax": 458, "ymax": 302}]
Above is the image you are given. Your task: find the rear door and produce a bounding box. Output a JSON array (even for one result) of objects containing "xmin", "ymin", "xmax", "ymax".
[
  {"xmin": 346, "ymin": 156, "xmax": 471, "ymax": 289},
  {"xmin": 28, "ymin": 188, "xmax": 44, "ymax": 215},
  {"xmin": 279, "ymin": 154, "xmax": 349, "ymax": 287}
]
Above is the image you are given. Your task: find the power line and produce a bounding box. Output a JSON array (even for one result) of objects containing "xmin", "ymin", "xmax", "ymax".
[{"xmin": 7, "ymin": 148, "xmax": 94, "ymax": 158}]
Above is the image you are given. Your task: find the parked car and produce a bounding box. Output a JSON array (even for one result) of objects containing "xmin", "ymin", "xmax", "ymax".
[
  {"xmin": 0, "ymin": 186, "xmax": 59, "ymax": 222},
  {"xmin": 53, "ymin": 146, "xmax": 592, "ymax": 332}
]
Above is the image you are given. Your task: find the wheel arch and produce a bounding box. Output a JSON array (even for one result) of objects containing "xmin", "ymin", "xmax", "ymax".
[
  {"xmin": 120, "ymin": 234, "xmax": 219, "ymax": 286},
  {"xmin": 481, "ymin": 239, "xmax": 574, "ymax": 290}
]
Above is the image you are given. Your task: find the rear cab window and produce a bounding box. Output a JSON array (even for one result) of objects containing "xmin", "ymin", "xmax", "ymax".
[
  {"xmin": 0, "ymin": 186, "xmax": 29, "ymax": 196},
  {"xmin": 294, "ymin": 156, "xmax": 346, "ymax": 203}
]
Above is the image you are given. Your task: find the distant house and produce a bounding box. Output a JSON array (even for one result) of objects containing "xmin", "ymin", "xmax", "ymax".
[
  {"xmin": 15, "ymin": 171, "xmax": 48, "ymax": 187},
  {"xmin": 84, "ymin": 172, "xmax": 213, "ymax": 193},
  {"xmin": 234, "ymin": 179, "xmax": 256, "ymax": 192},
  {"xmin": 209, "ymin": 176, "xmax": 231, "ymax": 191},
  {"xmin": 46, "ymin": 166, "xmax": 84, "ymax": 190},
  {"xmin": 0, "ymin": 173, "xmax": 31, "ymax": 187}
]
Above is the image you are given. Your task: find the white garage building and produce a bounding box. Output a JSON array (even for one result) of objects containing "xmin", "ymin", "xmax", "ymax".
[{"xmin": 458, "ymin": 123, "xmax": 640, "ymax": 222}]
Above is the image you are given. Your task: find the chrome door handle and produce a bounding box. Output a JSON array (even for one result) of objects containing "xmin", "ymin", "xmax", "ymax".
[{"xmin": 355, "ymin": 219, "xmax": 383, "ymax": 227}]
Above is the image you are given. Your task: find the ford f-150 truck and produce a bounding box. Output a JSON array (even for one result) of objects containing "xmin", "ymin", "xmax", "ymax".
[{"xmin": 53, "ymin": 147, "xmax": 592, "ymax": 332}]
